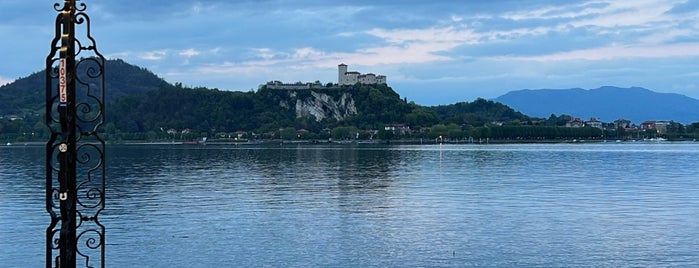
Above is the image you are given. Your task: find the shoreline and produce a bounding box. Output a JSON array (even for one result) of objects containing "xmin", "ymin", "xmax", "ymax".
[{"xmin": 4, "ymin": 138, "xmax": 695, "ymax": 147}]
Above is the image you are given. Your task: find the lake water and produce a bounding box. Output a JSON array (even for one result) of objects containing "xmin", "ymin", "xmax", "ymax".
[{"xmin": 2, "ymin": 142, "xmax": 699, "ymax": 267}]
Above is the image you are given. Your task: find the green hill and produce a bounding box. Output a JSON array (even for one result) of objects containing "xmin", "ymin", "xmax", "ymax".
[
  {"xmin": 107, "ymin": 83, "xmax": 414, "ymax": 134},
  {"xmin": 3, "ymin": 59, "xmax": 644, "ymax": 142},
  {"xmin": 0, "ymin": 59, "xmax": 168, "ymax": 117}
]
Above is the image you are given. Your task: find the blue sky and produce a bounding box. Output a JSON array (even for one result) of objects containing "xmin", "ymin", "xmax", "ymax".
[{"xmin": 2, "ymin": 0, "xmax": 699, "ymax": 105}]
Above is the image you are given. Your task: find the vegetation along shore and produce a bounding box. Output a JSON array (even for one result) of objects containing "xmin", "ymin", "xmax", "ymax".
[{"xmin": 2, "ymin": 60, "xmax": 699, "ymax": 144}]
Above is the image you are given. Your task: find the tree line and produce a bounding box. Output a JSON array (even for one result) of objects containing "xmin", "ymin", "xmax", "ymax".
[
  {"xmin": 4, "ymin": 59, "xmax": 697, "ymax": 143},
  {"xmin": 3, "ymin": 83, "xmax": 699, "ymax": 143}
]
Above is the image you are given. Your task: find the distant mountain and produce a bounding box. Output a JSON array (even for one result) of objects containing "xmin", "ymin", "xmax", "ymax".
[
  {"xmin": 494, "ymin": 86, "xmax": 699, "ymax": 124},
  {"xmin": 0, "ymin": 59, "xmax": 169, "ymax": 116}
]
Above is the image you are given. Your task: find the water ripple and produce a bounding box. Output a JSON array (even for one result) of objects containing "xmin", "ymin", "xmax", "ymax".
[{"xmin": 2, "ymin": 143, "xmax": 698, "ymax": 267}]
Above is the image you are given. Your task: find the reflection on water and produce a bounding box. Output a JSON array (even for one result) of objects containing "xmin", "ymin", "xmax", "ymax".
[{"xmin": 2, "ymin": 143, "xmax": 699, "ymax": 267}]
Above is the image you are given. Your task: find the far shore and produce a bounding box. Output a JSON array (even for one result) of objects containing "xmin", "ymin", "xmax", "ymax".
[{"xmin": 4, "ymin": 137, "xmax": 696, "ymax": 148}]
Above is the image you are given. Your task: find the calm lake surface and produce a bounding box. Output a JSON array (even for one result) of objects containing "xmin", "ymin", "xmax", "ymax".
[{"xmin": 2, "ymin": 142, "xmax": 698, "ymax": 267}]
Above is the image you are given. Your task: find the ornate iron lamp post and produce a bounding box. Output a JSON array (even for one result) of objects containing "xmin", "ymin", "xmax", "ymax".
[{"xmin": 45, "ymin": 0, "xmax": 106, "ymax": 267}]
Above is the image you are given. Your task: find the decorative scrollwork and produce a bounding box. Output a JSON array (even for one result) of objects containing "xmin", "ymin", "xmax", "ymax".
[
  {"xmin": 75, "ymin": 210, "xmax": 85, "ymax": 228},
  {"xmin": 76, "ymin": 187, "xmax": 103, "ymax": 209},
  {"xmin": 75, "ymin": 14, "xmax": 86, "ymax": 25},
  {"xmin": 76, "ymin": 2, "xmax": 87, "ymax": 12},
  {"xmin": 46, "ymin": 1, "xmax": 105, "ymax": 267},
  {"xmin": 74, "ymin": 38, "xmax": 85, "ymax": 57},
  {"xmin": 76, "ymin": 180, "xmax": 104, "ymax": 209},
  {"xmin": 75, "ymin": 55, "xmax": 105, "ymax": 130},
  {"xmin": 77, "ymin": 230, "xmax": 104, "ymax": 251},
  {"xmin": 77, "ymin": 102, "xmax": 93, "ymax": 116},
  {"xmin": 49, "ymin": 228, "xmax": 62, "ymax": 250},
  {"xmin": 77, "ymin": 142, "xmax": 104, "ymax": 170},
  {"xmin": 76, "ymin": 224, "xmax": 105, "ymax": 268},
  {"xmin": 53, "ymin": 0, "xmax": 86, "ymax": 12},
  {"xmin": 50, "ymin": 188, "xmax": 61, "ymax": 209},
  {"xmin": 81, "ymin": 58, "xmax": 103, "ymax": 78},
  {"xmin": 53, "ymin": 2, "xmax": 65, "ymax": 12}
]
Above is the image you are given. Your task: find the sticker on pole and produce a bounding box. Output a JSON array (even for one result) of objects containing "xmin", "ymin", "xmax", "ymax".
[{"xmin": 59, "ymin": 58, "xmax": 67, "ymax": 103}]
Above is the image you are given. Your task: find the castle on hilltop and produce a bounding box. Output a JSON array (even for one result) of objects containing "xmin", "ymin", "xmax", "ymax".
[
  {"xmin": 261, "ymin": 63, "xmax": 387, "ymax": 90},
  {"xmin": 338, "ymin": 64, "xmax": 386, "ymax": 85}
]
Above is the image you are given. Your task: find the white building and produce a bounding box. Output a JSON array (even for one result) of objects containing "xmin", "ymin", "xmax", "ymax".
[{"xmin": 338, "ymin": 64, "xmax": 386, "ymax": 85}]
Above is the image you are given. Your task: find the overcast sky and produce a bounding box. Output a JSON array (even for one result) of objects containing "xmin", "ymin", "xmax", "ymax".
[{"xmin": 2, "ymin": 0, "xmax": 699, "ymax": 105}]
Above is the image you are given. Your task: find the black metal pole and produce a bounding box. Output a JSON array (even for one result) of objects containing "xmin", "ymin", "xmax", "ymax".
[
  {"xmin": 58, "ymin": 1, "xmax": 78, "ymax": 267},
  {"xmin": 47, "ymin": 0, "xmax": 106, "ymax": 267}
]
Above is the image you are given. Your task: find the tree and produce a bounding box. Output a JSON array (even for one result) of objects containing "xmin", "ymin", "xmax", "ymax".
[
  {"xmin": 331, "ymin": 126, "xmax": 358, "ymax": 140},
  {"xmin": 377, "ymin": 128, "xmax": 394, "ymax": 140},
  {"xmin": 279, "ymin": 127, "xmax": 297, "ymax": 140},
  {"xmin": 428, "ymin": 124, "xmax": 449, "ymax": 139},
  {"xmin": 405, "ymin": 105, "xmax": 438, "ymax": 127}
]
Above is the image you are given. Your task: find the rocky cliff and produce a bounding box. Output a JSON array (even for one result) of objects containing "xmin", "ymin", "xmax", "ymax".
[
  {"xmin": 281, "ymin": 90, "xmax": 358, "ymax": 122},
  {"xmin": 268, "ymin": 83, "xmax": 409, "ymax": 126}
]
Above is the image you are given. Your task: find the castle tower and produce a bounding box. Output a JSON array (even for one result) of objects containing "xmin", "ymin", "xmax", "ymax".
[{"xmin": 338, "ymin": 63, "xmax": 348, "ymax": 85}]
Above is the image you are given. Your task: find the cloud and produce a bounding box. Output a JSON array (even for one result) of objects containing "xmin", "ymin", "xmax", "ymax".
[
  {"xmin": 106, "ymin": 52, "xmax": 132, "ymax": 60},
  {"xmin": 502, "ymin": 1, "xmax": 614, "ymax": 21},
  {"xmin": 567, "ymin": 1, "xmax": 679, "ymax": 28},
  {"xmin": 158, "ymin": 0, "xmax": 698, "ymax": 84},
  {"xmin": 638, "ymin": 28, "xmax": 694, "ymax": 44},
  {"xmin": 16, "ymin": 0, "xmax": 698, "ymax": 101},
  {"xmin": 189, "ymin": 2, "xmax": 213, "ymax": 14},
  {"xmin": 179, "ymin": 48, "xmax": 201, "ymax": 58},
  {"xmin": 140, "ymin": 50, "xmax": 168, "ymax": 61},
  {"xmin": 292, "ymin": 47, "xmax": 326, "ymax": 60},
  {"xmin": 366, "ymin": 26, "xmax": 479, "ymax": 45},
  {"xmin": 177, "ymin": 41, "xmax": 456, "ymax": 81},
  {"xmin": 501, "ymin": 0, "xmax": 676, "ymax": 24},
  {"xmin": 0, "ymin": 76, "xmax": 13, "ymax": 86},
  {"xmin": 499, "ymin": 0, "xmax": 694, "ymax": 45},
  {"xmin": 498, "ymin": 42, "xmax": 699, "ymax": 61},
  {"xmin": 251, "ymin": 48, "xmax": 280, "ymax": 60}
]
